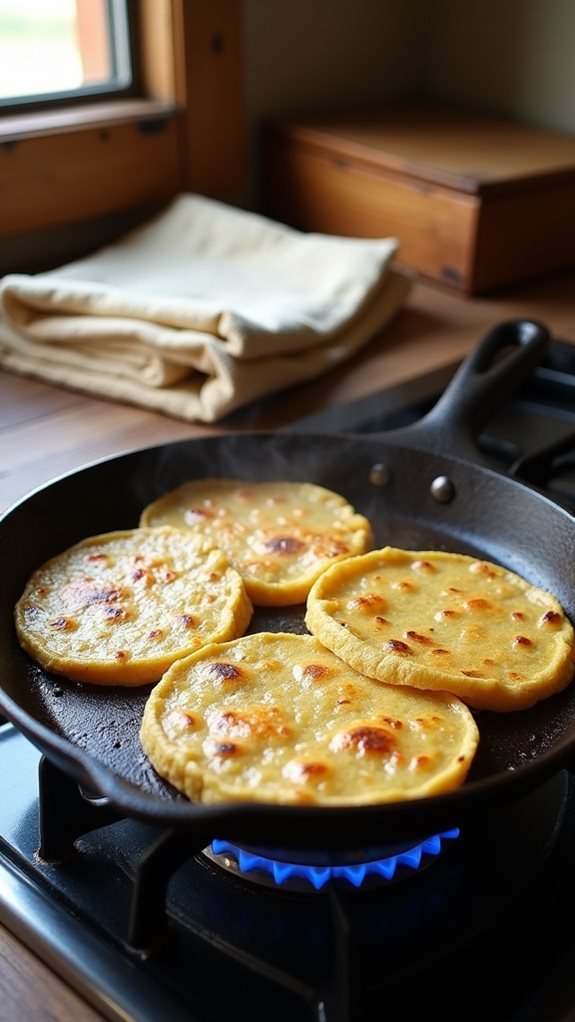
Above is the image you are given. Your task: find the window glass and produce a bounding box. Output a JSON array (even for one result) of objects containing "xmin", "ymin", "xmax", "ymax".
[{"xmin": 0, "ymin": 0, "xmax": 132, "ymax": 107}]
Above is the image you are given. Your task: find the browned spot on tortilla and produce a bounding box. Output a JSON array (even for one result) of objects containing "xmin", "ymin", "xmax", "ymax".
[
  {"xmin": 263, "ymin": 536, "xmax": 306, "ymax": 555},
  {"xmin": 24, "ymin": 605, "xmax": 41, "ymax": 620},
  {"xmin": 465, "ymin": 598, "xmax": 492, "ymax": 611},
  {"xmin": 178, "ymin": 614, "xmax": 196, "ymax": 628},
  {"xmin": 204, "ymin": 738, "xmax": 239, "ymax": 758},
  {"xmin": 512, "ymin": 635, "xmax": 533, "ymax": 649},
  {"xmin": 405, "ymin": 630, "xmax": 433, "ymax": 646},
  {"xmin": 49, "ymin": 617, "xmax": 74, "ymax": 630},
  {"xmin": 332, "ymin": 725, "xmax": 397, "ymax": 758},
  {"xmin": 209, "ymin": 662, "xmax": 244, "ymax": 681},
  {"xmin": 349, "ymin": 594, "xmax": 387, "ymax": 611},
  {"xmin": 62, "ymin": 580, "xmax": 129, "ymax": 609},
  {"xmin": 104, "ymin": 606, "xmax": 128, "ymax": 621},
  {"xmin": 157, "ymin": 567, "xmax": 177, "ymax": 584},
  {"xmin": 538, "ymin": 610, "xmax": 562, "ymax": 627},
  {"xmin": 469, "ymin": 561, "xmax": 497, "ymax": 578},
  {"xmin": 212, "ymin": 706, "xmax": 291, "ymax": 739},
  {"xmin": 383, "ymin": 639, "xmax": 413, "ymax": 655},
  {"xmin": 286, "ymin": 760, "xmax": 329, "ymax": 779},
  {"xmin": 302, "ymin": 663, "xmax": 329, "ymax": 679}
]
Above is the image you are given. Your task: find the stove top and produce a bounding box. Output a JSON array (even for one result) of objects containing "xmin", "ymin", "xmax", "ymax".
[{"xmin": 2, "ymin": 336, "xmax": 575, "ymax": 1022}]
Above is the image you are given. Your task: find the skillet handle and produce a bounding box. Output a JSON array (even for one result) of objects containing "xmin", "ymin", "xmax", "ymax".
[{"xmin": 393, "ymin": 319, "xmax": 551, "ymax": 461}]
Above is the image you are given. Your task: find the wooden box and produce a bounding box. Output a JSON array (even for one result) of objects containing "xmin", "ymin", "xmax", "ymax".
[{"xmin": 261, "ymin": 104, "xmax": 575, "ymax": 294}]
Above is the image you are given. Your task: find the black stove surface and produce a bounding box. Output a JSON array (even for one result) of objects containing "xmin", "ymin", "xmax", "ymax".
[{"xmin": 2, "ymin": 337, "xmax": 575, "ymax": 1022}]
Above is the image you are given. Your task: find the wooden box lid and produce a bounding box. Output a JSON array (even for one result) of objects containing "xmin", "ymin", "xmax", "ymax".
[{"xmin": 266, "ymin": 104, "xmax": 575, "ymax": 197}]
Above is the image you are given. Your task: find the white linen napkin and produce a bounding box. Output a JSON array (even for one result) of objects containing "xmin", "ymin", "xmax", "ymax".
[{"xmin": 0, "ymin": 193, "xmax": 412, "ymax": 423}]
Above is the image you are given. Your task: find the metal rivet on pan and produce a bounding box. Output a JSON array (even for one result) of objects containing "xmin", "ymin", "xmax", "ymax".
[
  {"xmin": 369, "ymin": 463, "xmax": 391, "ymax": 486},
  {"xmin": 430, "ymin": 475, "xmax": 456, "ymax": 503}
]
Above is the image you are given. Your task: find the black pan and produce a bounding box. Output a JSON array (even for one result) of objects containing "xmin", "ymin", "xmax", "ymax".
[{"xmin": 2, "ymin": 319, "xmax": 575, "ymax": 853}]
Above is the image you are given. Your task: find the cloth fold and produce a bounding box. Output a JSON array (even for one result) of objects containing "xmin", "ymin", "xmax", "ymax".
[{"xmin": 0, "ymin": 193, "xmax": 412, "ymax": 423}]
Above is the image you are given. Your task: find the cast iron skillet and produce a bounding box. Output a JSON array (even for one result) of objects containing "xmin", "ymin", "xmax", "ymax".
[{"xmin": 1, "ymin": 319, "xmax": 575, "ymax": 853}]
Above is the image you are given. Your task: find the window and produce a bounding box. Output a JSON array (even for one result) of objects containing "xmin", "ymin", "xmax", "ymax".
[
  {"xmin": 0, "ymin": 0, "xmax": 244, "ymax": 268},
  {"xmin": 0, "ymin": 0, "xmax": 134, "ymax": 109}
]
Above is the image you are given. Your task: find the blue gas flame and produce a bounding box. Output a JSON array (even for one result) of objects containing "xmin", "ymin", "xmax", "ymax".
[{"xmin": 211, "ymin": 830, "xmax": 459, "ymax": 890}]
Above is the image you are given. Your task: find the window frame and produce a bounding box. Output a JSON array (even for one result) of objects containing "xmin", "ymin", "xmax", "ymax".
[{"xmin": 0, "ymin": 0, "xmax": 244, "ymax": 248}]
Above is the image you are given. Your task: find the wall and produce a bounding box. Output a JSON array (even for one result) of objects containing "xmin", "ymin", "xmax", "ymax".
[
  {"xmin": 421, "ymin": 0, "xmax": 575, "ymax": 135},
  {"xmin": 243, "ymin": 0, "xmax": 420, "ymax": 119},
  {"xmin": 244, "ymin": 0, "xmax": 575, "ymax": 136},
  {"xmin": 243, "ymin": 0, "xmax": 422, "ymax": 203}
]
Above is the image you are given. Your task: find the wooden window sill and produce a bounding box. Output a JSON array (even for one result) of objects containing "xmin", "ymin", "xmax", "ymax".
[
  {"xmin": 0, "ymin": 98, "xmax": 179, "ymax": 143},
  {"xmin": 0, "ymin": 99, "xmax": 183, "ymax": 238}
]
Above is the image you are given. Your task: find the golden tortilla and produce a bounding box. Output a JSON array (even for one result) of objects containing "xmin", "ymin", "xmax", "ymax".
[
  {"xmin": 140, "ymin": 631, "xmax": 479, "ymax": 806},
  {"xmin": 305, "ymin": 547, "xmax": 575, "ymax": 712},
  {"xmin": 139, "ymin": 479, "xmax": 373, "ymax": 606},
  {"xmin": 15, "ymin": 527, "xmax": 252, "ymax": 686}
]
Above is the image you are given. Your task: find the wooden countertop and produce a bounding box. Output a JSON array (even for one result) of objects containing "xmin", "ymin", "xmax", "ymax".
[
  {"xmin": 1, "ymin": 271, "xmax": 575, "ymax": 1021},
  {"xmin": 3, "ymin": 270, "xmax": 575, "ymax": 516}
]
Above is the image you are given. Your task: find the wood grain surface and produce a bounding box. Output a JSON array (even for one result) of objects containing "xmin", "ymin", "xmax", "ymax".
[{"xmin": 0, "ymin": 925, "xmax": 104, "ymax": 1022}]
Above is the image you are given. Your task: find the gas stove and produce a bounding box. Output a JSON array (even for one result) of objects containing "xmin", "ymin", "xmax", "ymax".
[{"xmin": 2, "ymin": 338, "xmax": 575, "ymax": 1022}]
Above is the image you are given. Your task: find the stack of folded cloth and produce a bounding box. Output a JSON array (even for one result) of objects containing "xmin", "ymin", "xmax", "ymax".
[{"xmin": 0, "ymin": 193, "xmax": 412, "ymax": 423}]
